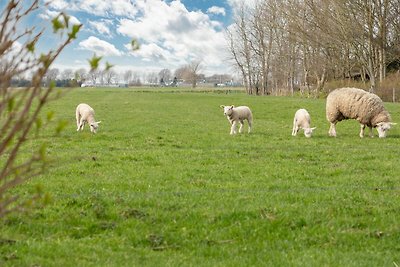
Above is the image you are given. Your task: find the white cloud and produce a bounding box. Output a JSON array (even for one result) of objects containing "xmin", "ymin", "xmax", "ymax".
[
  {"xmin": 46, "ymin": 0, "xmax": 69, "ymax": 10},
  {"xmin": 88, "ymin": 20, "xmax": 113, "ymax": 36},
  {"xmin": 117, "ymin": 0, "xmax": 228, "ymax": 72},
  {"xmin": 79, "ymin": 36, "xmax": 123, "ymax": 56},
  {"xmin": 39, "ymin": 10, "xmax": 81, "ymax": 25},
  {"xmin": 40, "ymin": 0, "xmax": 233, "ymax": 74},
  {"xmin": 207, "ymin": 6, "xmax": 226, "ymax": 16},
  {"xmin": 126, "ymin": 43, "xmax": 173, "ymax": 62}
]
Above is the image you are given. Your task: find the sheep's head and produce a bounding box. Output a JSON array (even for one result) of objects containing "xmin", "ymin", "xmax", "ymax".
[
  {"xmin": 90, "ymin": 121, "xmax": 101, "ymax": 133},
  {"xmin": 220, "ymin": 105, "xmax": 234, "ymax": 116},
  {"xmin": 376, "ymin": 122, "xmax": 396, "ymax": 138},
  {"xmin": 304, "ymin": 127, "xmax": 316, "ymax": 138}
]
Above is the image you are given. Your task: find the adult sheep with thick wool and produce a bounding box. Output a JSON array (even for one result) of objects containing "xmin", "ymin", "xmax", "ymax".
[
  {"xmin": 220, "ymin": 105, "xmax": 253, "ymax": 135},
  {"xmin": 292, "ymin": 108, "xmax": 316, "ymax": 138},
  {"xmin": 326, "ymin": 87, "xmax": 395, "ymax": 138},
  {"xmin": 75, "ymin": 103, "xmax": 101, "ymax": 133}
]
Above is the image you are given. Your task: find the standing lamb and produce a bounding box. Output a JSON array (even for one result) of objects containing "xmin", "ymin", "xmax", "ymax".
[
  {"xmin": 326, "ymin": 87, "xmax": 395, "ymax": 138},
  {"xmin": 220, "ymin": 105, "xmax": 253, "ymax": 135},
  {"xmin": 75, "ymin": 103, "xmax": 101, "ymax": 133},
  {"xmin": 292, "ymin": 108, "xmax": 316, "ymax": 138}
]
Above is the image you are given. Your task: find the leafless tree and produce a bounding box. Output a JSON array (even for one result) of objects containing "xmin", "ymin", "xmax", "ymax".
[
  {"xmin": 74, "ymin": 68, "xmax": 87, "ymax": 83},
  {"xmin": 184, "ymin": 60, "xmax": 203, "ymax": 88},
  {"xmin": 124, "ymin": 70, "xmax": 133, "ymax": 84},
  {"xmin": 61, "ymin": 68, "xmax": 73, "ymax": 80},
  {"xmin": 227, "ymin": 0, "xmax": 400, "ymax": 95},
  {"xmin": 158, "ymin": 68, "xmax": 171, "ymax": 84}
]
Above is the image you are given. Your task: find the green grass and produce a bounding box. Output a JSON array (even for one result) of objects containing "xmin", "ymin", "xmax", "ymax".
[{"xmin": 2, "ymin": 87, "xmax": 400, "ymax": 266}]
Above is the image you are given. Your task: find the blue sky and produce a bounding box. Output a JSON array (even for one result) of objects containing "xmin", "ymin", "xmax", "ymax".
[{"xmin": 8, "ymin": 0, "xmax": 246, "ymax": 76}]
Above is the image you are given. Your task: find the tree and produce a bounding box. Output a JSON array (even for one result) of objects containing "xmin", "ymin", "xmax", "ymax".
[
  {"xmin": 227, "ymin": 0, "xmax": 400, "ymax": 95},
  {"xmin": 158, "ymin": 68, "xmax": 171, "ymax": 85},
  {"xmin": 104, "ymin": 69, "xmax": 117, "ymax": 85},
  {"xmin": 74, "ymin": 68, "xmax": 87, "ymax": 84},
  {"xmin": 184, "ymin": 60, "xmax": 202, "ymax": 88},
  {"xmin": 124, "ymin": 70, "xmax": 133, "ymax": 84},
  {"xmin": 44, "ymin": 68, "xmax": 59, "ymax": 86},
  {"xmin": 61, "ymin": 68, "xmax": 73, "ymax": 80},
  {"xmin": 0, "ymin": 0, "xmax": 81, "ymax": 218}
]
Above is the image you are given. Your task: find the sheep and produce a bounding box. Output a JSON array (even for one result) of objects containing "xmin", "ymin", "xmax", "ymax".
[
  {"xmin": 75, "ymin": 103, "xmax": 101, "ymax": 133},
  {"xmin": 292, "ymin": 108, "xmax": 316, "ymax": 138},
  {"xmin": 220, "ymin": 105, "xmax": 253, "ymax": 135},
  {"xmin": 326, "ymin": 87, "xmax": 396, "ymax": 138}
]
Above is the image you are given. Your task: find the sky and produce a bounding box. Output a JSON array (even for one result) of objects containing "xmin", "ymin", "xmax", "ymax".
[{"xmin": 8, "ymin": 0, "xmax": 249, "ymax": 77}]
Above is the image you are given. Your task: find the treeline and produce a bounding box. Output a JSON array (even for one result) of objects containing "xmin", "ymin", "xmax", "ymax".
[{"xmin": 227, "ymin": 0, "xmax": 400, "ymax": 96}]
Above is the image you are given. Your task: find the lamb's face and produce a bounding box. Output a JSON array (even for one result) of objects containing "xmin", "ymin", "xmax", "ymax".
[
  {"xmin": 304, "ymin": 127, "xmax": 316, "ymax": 138},
  {"xmin": 222, "ymin": 105, "xmax": 234, "ymax": 116},
  {"xmin": 376, "ymin": 122, "xmax": 392, "ymax": 138},
  {"xmin": 90, "ymin": 121, "xmax": 101, "ymax": 133}
]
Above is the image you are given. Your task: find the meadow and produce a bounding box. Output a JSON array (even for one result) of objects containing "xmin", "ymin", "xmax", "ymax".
[{"xmin": 1, "ymin": 87, "xmax": 400, "ymax": 266}]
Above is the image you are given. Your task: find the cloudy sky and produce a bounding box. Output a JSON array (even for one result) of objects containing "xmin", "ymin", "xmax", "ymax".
[{"xmin": 13, "ymin": 0, "xmax": 247, "ymax": 76}]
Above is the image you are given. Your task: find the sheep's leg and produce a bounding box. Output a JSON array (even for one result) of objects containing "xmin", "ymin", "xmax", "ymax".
[
  {"xmin": 359, "ymin": 124, "xmax": 365, "ymax": 138},
  {"xmin": 247, "ymin": 118, "xmax": 252, "ymax": 133},
  {"xmin": 78, "ymin": 118, "xmax": 85, "ymax": 131},
  {"xmin": 292, "ymin": 119, "xmax": 296, "ymax": 136},
  {"xmin": 328, "ymin": 122, "xmax": 337, "ymax": 137},
  {"xmin": 239, "ymin": 120, "xmax": 244, "ymax": 133},
  {"xmin": 230, "ymin": 121, "xmax": 237, "ymax": 135},
  {"xmin": 369, "ymin": 126, "xmax": 374, "ymax": 138}
]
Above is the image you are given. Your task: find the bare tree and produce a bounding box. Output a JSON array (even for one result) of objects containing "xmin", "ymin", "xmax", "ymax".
[
  {"xmin": 44, "ymin": 68, "xmax": 59, "ymax": 86},
  {"xmin": 61, "ymin": 68, "xmax": 73, "ymax": 80},
  {"xmin": 74, "ymin": 68, "xmax": 87, "ymax": 84},
  {"xmin": 0, "ymin": 0, "xmax": 81, "ymax": 218},
  {"xmin": 124, "ymin": 70, "xmax": 133, "ymax": 84},
  {"xmin": 158, "ymin": 68, "xmax": 171, "ymax": 85},
  {"xmin": 184, "ymin": 60, "xmax": 202, "ymax": 88},
  {"xmin": 227, "ymin": 0, "xmax": 400, "ymax": 95},
  {"xmin": 104, "ymin": 69, "xmax": 117, "ymax": 85}
]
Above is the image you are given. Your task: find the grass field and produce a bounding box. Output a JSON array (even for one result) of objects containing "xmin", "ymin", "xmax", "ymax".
[{"xmin": 1, "ymin": 87, "xmax": 400, "ymax": 266}]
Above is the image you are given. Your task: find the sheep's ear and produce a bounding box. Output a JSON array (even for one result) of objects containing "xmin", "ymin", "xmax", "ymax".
[
  {"xmin": 220, "ymin": 105, "xmax": 225, "ymax": 108},
  {"xmin": 230, "ymin": 105, "xmax": 234, "ymax": 109},
  {"xmin": 390, "ymin": 122, "xmax": 397, "ymax": 125},
  {"xmin": 97, "ymin": 121, "xmax": 102, "ymax": 124},
  {"xmin": 311, "ymin": 127, "xmax": 317, "ymax": 130}
]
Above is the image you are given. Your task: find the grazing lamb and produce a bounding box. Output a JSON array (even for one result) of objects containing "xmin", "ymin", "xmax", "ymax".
[
  {"xmin": 220, "ymin": 105, "xmax": 253, "ymax": 135},
  {"xmin": 326, "ymin": 87, "xmax": 395, "ymax": 138},
  {"xmin": 292, "ymin": 109, "xmax": 316, "ymax": 138},
  {"xmin": 75, "ymin": 103, "xmax": 101, "ymax": 133}
]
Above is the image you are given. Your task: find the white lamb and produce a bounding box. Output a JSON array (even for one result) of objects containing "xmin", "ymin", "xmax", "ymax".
[
  {"xmin": 220, "ymin": 105, "xmax": 253, "ymax": 135},
  {"xmin": 292, "ymin": 109, "xmax": 316, "ymax": 138},
  {"xmin": 326, "ymin": 87, "xmax": 396, "ymax": 138},
  {"xmin": 75, "ymin": 103, "xmax": 101, "ymax": 133}
]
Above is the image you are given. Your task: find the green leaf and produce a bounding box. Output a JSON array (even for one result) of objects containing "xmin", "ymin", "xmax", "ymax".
[
  {"xmin": 131, "ymin": 39, "xmax": 140, "ymax": 51},
  {"xmin": 105, "ymin": 61, "xmax": 114, "ymax": 71},
  {"xmin": 88, "ymin": 54, "xmax": 102, "ymax": 70},
  {"xmin": 39, "ymin": 144, "xmax": 47, "ymax": 161},
  {"xmin": 36, "ymin": 117, "xmax": 43, "ymax": 130},
  {"xmin": 51, "ymin": 16, "xmax": 64, "ymax": 32},
  {"xmin": 47, "ymin": 111, "xmax": 55, "ymax": 121},
  {"xmin": 39, "ymin": 54, "xmax": 51, "ymax": 68},
  {"xmin": 7, "ymin": 97, "xmax": 15, "ymax": 112},
  {"xmin": 68, "ymin": 24, "xmax": 82, "ymax": 40},
  {"xmin": 26, "ymin": 41, "xmax": 35, "ymax": 53},
  {"xmin": 55, "ymin": 120, "xmax": 69, "ymax": 135}
]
